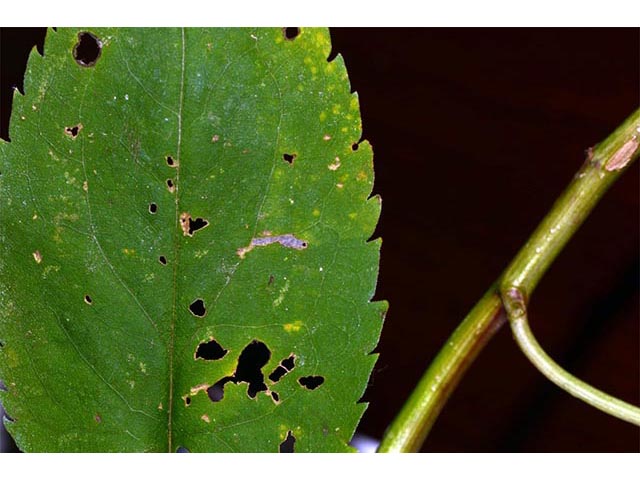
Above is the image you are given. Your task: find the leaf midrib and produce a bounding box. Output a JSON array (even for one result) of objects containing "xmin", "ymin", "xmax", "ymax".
[{"xmin": 167, "ymin": 27, "xmax": 186, "ymax": 453}]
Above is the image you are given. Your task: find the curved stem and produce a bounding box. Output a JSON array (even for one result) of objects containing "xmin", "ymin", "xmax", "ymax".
[
  {"xmin": 503, "ymin": 287, "xmax": 640, "ymax": 425},
  {"xmin": 378, "ymin": 109, "xmax": 640, "ymax": 453}
]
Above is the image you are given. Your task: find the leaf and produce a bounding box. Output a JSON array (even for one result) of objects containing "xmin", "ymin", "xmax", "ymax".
[{"xmin": 0, "ymin": 28, "xmax": 385, "ymax": 452}]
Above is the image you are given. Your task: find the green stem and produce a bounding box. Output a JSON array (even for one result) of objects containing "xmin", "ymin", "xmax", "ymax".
[
  {"xmin": 503, "ymin": 287, "xmax": 640, "ymax": 425},
  {"xmin": 378, "ymin": 109, "xmax": 640, "ymax": 453}
]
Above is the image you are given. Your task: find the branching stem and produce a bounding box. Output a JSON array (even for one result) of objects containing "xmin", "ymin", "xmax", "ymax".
[{"xmin": 378, "ymin": 109, "xmax": 640, "ymax": 453}]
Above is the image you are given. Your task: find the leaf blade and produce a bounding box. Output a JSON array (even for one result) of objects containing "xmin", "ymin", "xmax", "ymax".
[{"xmin": 0, "ymin": 27, "xmax": 385, "ymax": 452}]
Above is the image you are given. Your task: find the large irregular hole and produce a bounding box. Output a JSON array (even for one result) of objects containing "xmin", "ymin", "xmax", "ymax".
[
  {"xmin": 282, "ymin": 153, "xmax": 296, "ymax": 164},
  {"xmin": 235, "ymin": 340, "xmax": 271, "ymax": 398},
  {"xmin": 279, "ymin": 431, "xmax": 296, "ymax": 453},
  {"xmin": 189, "ymin": 299, "xmax": 206, "ymax": 317},
  {"xmin": 195, "ymin": 338, "xmax": 228, "ymax": 361},
  {"xmin": 73, "ymin": 31, "xmax": 102, "ymax": 67},
  {"xmin": 282, "ymin": 28, "xmax": 300, "ymax": 41},
  {"xmin": 298, "ymin": 375, "xmax": 324, "ymax": 390},
  {"xmin": 206, "ymin": 340, "xmax": 272, "ymax": 403}
]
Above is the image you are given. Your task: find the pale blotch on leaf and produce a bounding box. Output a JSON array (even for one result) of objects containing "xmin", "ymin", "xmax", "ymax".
[
  {"xmin": 32, "ymin": 250, "xmax": 42, "ymax": 264},
  {"xmin": 237, "ymin": 234, "xmax": 307, "ymax": 259}
]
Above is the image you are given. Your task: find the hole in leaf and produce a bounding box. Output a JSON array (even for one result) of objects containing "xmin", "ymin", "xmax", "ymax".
[
  {"xmin": 282, "ymin": 153, "xmax": 296, "ymax": 164},
  {"xmin": 64, "ymin": 124, "xmax": 82, "ymax": 138},
  {"xmin": 188, "ymin": 217, "xmax": 208, "ymax": 235},
  {"xmin": 298, "ymin": 375, "xmax": 324, "ymax": 390},
  {"xmin": 73, "ymin": 31, "xmax": 102, "ymax": 67},
  {"xmin": 195, "ymin": 338, "xmax": 228, "ymax": 361},
  {"xmin": 282, "ymin": 28, "xmax": 300, "ymax": 41},
  {"xmin": 179, "ymin": 213, "xmax": 209, "ymax": 237},
  {"xmin": 148, "ymin": 202, "xmax": 158, "ymax": 214},
  {"xmin": 189, "ymin": 299, "xmax": 206, "ymax": 317},
  {"xmin": 351, "ymin": 142, "xmax": 359, "ymax": 151},
  {"xmin": 279, "ymin": 431, "xmax": 296, "ymax": 453},
  {"xmin": 84, "ymin": 295, "xmax": 93, "ymax": 305},
  {"xmin": 206, "ymin": 340, "xmax": 271, "ymax": 403},
  {"xmin": 166, "ymin": 155, "xmax": 177, "ymax": 167},
  {"xmin": 235, "ymin": 340, "xmax": 271, "ymax": 398},
  {"xmin": 269, "ymin": 366, "xmax": 288, "ymax": 383},
  {"xmin": 269, "ymin": 354, "xmax": 296, "ymax": 383},
  {"xmin": 281, "ymin": 355, "xmax": 295, "ymax": 371},
  {"xmin": 184, "ymin": 396, "xmax": 191, "ymax": 406},
  {"xmin": 271, "ymin": 391, "xmax": 280, "ymax": 403},
  {"xmin": 176, "ymin": 446, "xmax": 190, "ymax": 453},
  {"xmin": 207, "ymin": 378, "xmax": 230, "ymax": 403},
  {"xmin": 166, "ymin": 179, "xmax": 175, "ymax": 192},
  {"xmin": 158, "ymin": 255, "xmax": 167, "ymax": 265}
]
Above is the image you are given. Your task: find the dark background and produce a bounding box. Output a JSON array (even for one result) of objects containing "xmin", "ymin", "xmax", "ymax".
[{"xmin": 1, "ymin": 28, "xmax": 639, "ymax": 452}]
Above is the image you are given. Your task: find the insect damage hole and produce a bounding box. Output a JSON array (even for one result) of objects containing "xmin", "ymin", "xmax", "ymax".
[
  {"xmin": 298, "ymin": 375, "xmax": 324, "ymax": 390},
  {"xmin": 279, "ymin": 431, "xmax": 296, "ymax": 453},
  {"xmin": 269, "ymin": 354, "xmax": 296, "ymax": 383},
  {"xmin": 282, "ymin": 28, "xmax": 300, "ymax": 41},
  {"xmin": 148, "ymin": 202, "xmax": 158, "ymax": 214},
  {"xmin": 188, "ymin": 298, "xmax": 207, "ymax": 317},
  {"xmin": 282, "ymin": 153, "xmax": 296, "ymax": 164},
  {"xmin": 158, "ymin": 255, "xmax": 167, "ymax": 265},
  {"xmin": 195, "ymin": 338, "xmax": 228, "ymax": 360},
  {"xmin": 179, "ymin": 212, "xmax": 209, "ymax": 237},
  {"xmin": 84, "ymin": 295, "xmax": 93, "ymax": 305},
  {"xmin": 166, "ymin": 179, "xmax": 175, "ymax": 193},
  {"xmin": 166, "ymin": 155, "xmax": 178, "ymax": 168},
  {"xmin": 64, "ymin": 124, "xmax": 83, "ymax": 139},
  {"xmin": 73, "ymin": 31, "xmax": 102, "ymax": 67}
]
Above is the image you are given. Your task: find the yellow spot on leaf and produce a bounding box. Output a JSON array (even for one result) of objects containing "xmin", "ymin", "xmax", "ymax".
[{"xmin": 283, "ymin": 320, "xmax": 303, "ymax": 333}]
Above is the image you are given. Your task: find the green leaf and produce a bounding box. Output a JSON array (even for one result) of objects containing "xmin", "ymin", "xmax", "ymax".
[{"xmin": 0, "ymin": 27, "xmax": 385, "ymax": 452}]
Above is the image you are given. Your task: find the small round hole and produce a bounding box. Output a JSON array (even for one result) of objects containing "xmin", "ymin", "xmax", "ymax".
[
  {"xmin": 351, "ymin": 142, "xmax": 359, "ymax": 151},
  {"xmin": 159, "ymin": 255, "xmax": 167, "ymax": 265},
  {"xmin": 166, "ymin": 155, "xmax": 176, "ymax": 167},
  {"xmin": 149, "ymin": 203, "xmax": 158, "ymax": 214},
  {"xmin": 73, "ymin": 31, "xmax": 102, "ymax": 67},
  {"xmin": 282, "ymin": 28, "xmax": 300, "ymax": 41},
  {"xmin": 166, "ymin": 179, "xmax": 175, "ymax": 192},
  {"xmin": 282, "ymin": 153, "xmax": 296, "ymax": 164},
  {"xmin": 189, "ymin": 298, "xmax": 206, "ymax": 317},
  {"xmin": 84, "ymin": 295, "xmax": 93, "ymax": 305}
]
